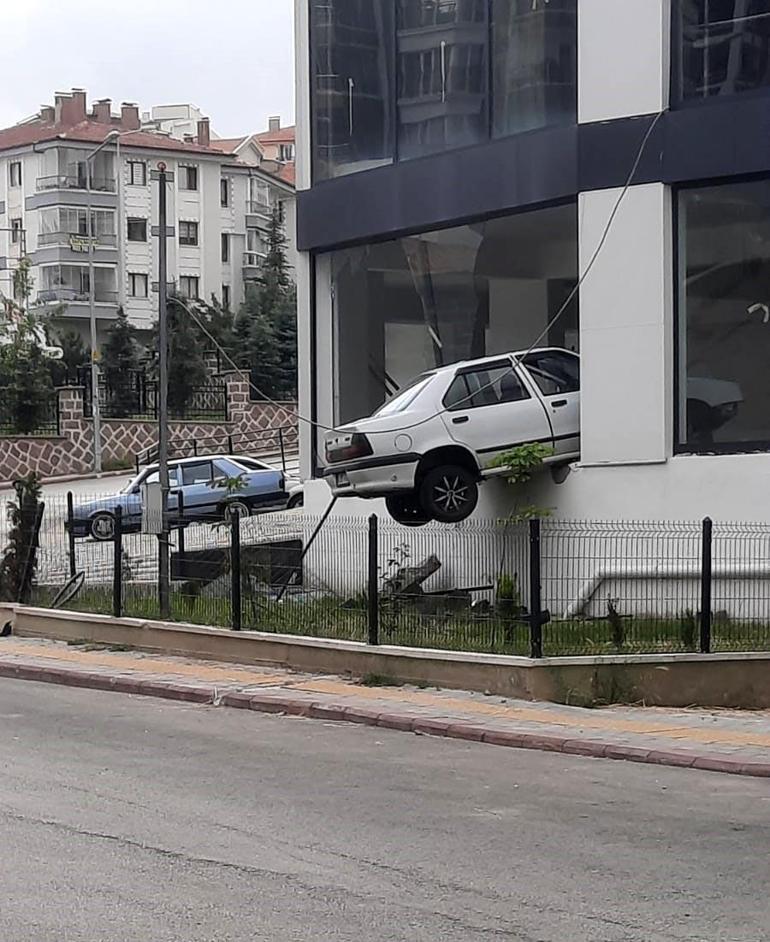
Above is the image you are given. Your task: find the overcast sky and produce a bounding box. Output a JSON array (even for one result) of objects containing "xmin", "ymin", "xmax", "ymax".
[{"xmin": 0, "ymin": 0, "xmax": 295, "ymax": 136}]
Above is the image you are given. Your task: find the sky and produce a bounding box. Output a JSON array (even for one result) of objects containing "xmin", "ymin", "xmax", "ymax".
[{"xmin": 0, "ymin": 0, "xmax": 295, "ymax": 137}]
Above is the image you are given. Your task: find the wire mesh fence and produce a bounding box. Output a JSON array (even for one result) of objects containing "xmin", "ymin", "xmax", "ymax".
[{"xmin": 4, "ymin": 490, "xmax": 770, "ymax": 658}]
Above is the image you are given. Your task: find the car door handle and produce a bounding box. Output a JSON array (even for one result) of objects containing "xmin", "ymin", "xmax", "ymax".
[
  {"xmin": 452, "ymin": 415, "xmax": 469, "ymax": 424},
  {"xmin": 551, "ymin": 400, "xmax": 568, "ymax": 408}
]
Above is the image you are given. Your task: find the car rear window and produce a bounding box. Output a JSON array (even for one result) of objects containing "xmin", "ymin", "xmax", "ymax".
[{"xmin": 375, "ymin": 374, "xmax": 435, "ymax": 416}]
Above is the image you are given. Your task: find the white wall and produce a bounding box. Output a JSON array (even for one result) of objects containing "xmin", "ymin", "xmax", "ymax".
[
  {"xmin": 579, "ymin": 0, "xmax": 669, "ymax": 123},
  {"xmin": 579, "ymin": 183, "xmax": 672, "ymax": 465}
]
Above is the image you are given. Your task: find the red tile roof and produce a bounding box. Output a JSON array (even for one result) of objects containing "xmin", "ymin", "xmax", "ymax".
[
  {"xmin": 256, "ymin": 125, "xmax": 295, "ymax": 144},
  {"xmin": 0, "ymin": 119, "xmax": 228, "ymax": 155},
  {"xmin": 276, "ymin": 162, "xmax": 296, "ymax": 185},
  {"xmin": 208, "ymin": 136, "xmax": 248, "ymax": 154}
]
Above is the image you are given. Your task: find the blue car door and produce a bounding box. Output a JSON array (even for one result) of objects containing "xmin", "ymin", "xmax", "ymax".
[{"xmin": 179, "ymin": 460, "xmax": 224, "ymax": 521}]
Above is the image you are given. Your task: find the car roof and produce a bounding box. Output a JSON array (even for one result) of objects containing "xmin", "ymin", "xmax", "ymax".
[
  {"xmin": 429, "ymin": 346, "xmax": 578, "ymax": 377},
  {"xmin": 141, "ymin": 454, "xmax": 265, "ymax": 472}
]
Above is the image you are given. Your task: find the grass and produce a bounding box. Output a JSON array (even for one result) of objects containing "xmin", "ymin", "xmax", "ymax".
[{"xmin": 30, "ymin": 584, "xmax": 770, "ymax": 657}]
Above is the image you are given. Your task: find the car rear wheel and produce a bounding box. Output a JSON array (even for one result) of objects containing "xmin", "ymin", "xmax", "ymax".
[
  {"xmin": 385, "ymin": 494, "xmax": 430, "ymax": 527},
  {"xmin": 223, "ymin": 500, "xmax": 250, "ymax": 522},
  {"xmin": 419, "ymin": 465, "xmax": 478, "ymax": 523},
  {"xmin": 90, "ymin": 512, "xmax": 115, "ymax": 541}
]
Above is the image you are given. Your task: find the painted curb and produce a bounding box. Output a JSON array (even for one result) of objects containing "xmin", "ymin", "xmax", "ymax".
[{"xmin": 1, "ymin": 659, "xmax": 769, "ymax": 779}]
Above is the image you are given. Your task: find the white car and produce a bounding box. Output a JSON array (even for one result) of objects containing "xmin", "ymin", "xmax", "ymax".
[{"xmin": 323, "ymin": 348, "xmax": 581, "ymax": 525}]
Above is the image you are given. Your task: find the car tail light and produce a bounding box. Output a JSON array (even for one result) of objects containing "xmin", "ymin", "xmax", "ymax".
[{"xmin": 326, "ymin": 432, "xmax": 373, "ymax": 464}]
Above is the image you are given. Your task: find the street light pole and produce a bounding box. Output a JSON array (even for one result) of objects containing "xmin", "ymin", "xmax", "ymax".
[{"xmin": 85, "ymin": 129, "xmax": 120, "ymax": 473}]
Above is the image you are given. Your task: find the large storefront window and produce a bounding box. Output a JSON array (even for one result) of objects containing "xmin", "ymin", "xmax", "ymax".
[
  {"xmin": 310, "ymin": 0, "xmax": 395, "ymax": 181},
  {"xmin": 674, "ymin": 1, "xmax": 770, "ymax": 103},
  {"xmin": 492, "ymin": 0, "xmax": 577, "ymax": 137},
  {"xmin": 328, "ymin": 203, "xmax": 578, "ymax": 423},
  {"xmin": 677, "ymin": 179, "xmax": 770, "ymax": 452},
  {"xmin": 310, "ymin": 0, "xmax": 577, "ymax": 179}
]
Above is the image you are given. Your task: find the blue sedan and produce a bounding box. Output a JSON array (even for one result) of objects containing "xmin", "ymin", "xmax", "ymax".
[{"xmin": 69, "ymin": 455, "xmax": 287, "ymax": 541}]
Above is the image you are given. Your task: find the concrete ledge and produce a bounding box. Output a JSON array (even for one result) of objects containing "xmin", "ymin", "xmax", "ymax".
[{"xmin": 7, "ymin": 605, "xmax": 770, "ymax": 708}]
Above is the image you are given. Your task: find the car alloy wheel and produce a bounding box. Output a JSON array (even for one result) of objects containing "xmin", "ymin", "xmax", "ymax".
[
  {"xmin": 90, "ymin": 512, "xmax": 116, "ymax": 541},
  {"xmin": 419, "ymin": 465, "xmax": 478, "ymax": 524},
  {"xmin": 385, "ymin": 494, "xmax": 430, "ymax": 527}
]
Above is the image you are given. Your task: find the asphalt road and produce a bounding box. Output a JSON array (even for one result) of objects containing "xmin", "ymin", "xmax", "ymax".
[{"xmin": 0, "ymin": 681, "xmax": 768, "ymax": 942}]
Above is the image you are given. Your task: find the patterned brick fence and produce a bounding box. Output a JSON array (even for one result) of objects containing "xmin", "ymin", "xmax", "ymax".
[{"xmin": 0, "ymin": 372, "xmax": 297, "ymax": 482}]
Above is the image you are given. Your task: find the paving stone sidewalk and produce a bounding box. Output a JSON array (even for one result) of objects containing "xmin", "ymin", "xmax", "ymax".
[{"xmin": 1, "ymin": 637, "xmax": 769, "ymax": 778}]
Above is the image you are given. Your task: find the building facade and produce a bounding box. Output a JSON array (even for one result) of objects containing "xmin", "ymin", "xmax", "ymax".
[
  {"xmin": 294, "ymin": 0, "xmax": 770, "ymax": 523},
  {"xmin": 0, "ymin": 90, "xmax": 295, "ymax": 344}
]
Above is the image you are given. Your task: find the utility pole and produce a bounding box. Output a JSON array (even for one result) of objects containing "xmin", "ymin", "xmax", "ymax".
[{"xmin": 152, "ymin": 162, "xmax": 173, "ymax": 618}]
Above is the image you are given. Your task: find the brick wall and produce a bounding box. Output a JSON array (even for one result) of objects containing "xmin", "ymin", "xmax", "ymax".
[{"xmin": 0, "ymin": 373, "xmax": 298, "ymax": 483}]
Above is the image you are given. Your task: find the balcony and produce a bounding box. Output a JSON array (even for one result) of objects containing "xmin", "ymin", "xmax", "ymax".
[
  {"xmin": 246, "ymin": 198, "xmax": 271, "ymax": 228},
  {"xmin": 38, "ymin": 231, "xmax": 117, "ymax": 249},
  {"xmin": 36, "ymin": 174, "xmax": 116, "ymax": 193},
  {"xmin": 243, "ymin": 251, "xmax": 266, "ymax": 279},
  {"xmin": 37, "ymin": 286, "xmax": 118, "ymax": 305}
]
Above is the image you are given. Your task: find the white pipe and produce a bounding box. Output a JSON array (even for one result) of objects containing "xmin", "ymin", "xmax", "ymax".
[{"xmin": 564, "ymin": 565, "xmax": 770, "ymax": 618}]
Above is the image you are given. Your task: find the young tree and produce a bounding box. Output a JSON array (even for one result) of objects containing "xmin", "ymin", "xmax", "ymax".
[
  {"xmin": 233, "ymin": 285, "xmax": 281, "ymax": 399},
  {"xmin": 101, "ymin": 307, "xmax": 140, "ymax": 417},
  {"xmin": 49, "ymin": 329, "xmax": 89, "ymax": 387},
  {"xmin": 0, "ymin": 472, "xmax": 43, "ymax": 603}
]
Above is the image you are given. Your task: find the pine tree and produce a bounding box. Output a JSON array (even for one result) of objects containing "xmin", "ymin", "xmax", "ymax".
[
  {"xmin": 49, "ymin": 330, "xmax": 89, "ymax": 386},
  {"xmin": 101, "ymin": 307, "xmax": 140, "ymax": 417},
  {"xmin": 0, "ymin": 257, "xmax": 56, "ymax": 433},
  {"xmin": 257, "ymin": 205, "xmax": 297, "ymax": 398},
  {"xmin": 234, "ymin": 285, "xmax": 281, "ymax": 399},
  {"xmin": 161, "ymin": 297, "xmax": 208, "ymax": 416}
]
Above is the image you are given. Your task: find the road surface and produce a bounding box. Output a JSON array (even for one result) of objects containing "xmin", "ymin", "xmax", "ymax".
[{"xmin": 0, "ymin": 680, "xmax": 767, "ymax": 942}]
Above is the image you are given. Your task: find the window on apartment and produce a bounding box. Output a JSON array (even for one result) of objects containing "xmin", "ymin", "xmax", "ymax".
[
  {"xmin": 179, "ymin": 221, "xmax": 199, "ymax": 246},
  {"xmin": 127, "ymin": 160, "xmax": 147, "ymax": 186},
  {"xmin": 179, "ymin": 166, "xmax": 198, "ymax": 191},
  {"xmin": 674, "ymin": 0, "xmax": 770, "ymax": 103},
  {"xmin": 10, "ymin": 218, "xmax": 22, "ymax": 245},
  {"xmin": 129, "ymin": 273, "xmax": 149, "ymax": 298},
  {"xmin": 221, "ymin": 232, "xmax": 230, "ymax": 263},
  {"xmin": 220, "ymin": 178, "xmax": 230, "ymax": 207},
  {"xmin": 222, "ymin": 285, "xmax": 231, "ymax": 310},
  {"xmin": 9, "ymin": 161, "xmax": 21, "ymax": 187},
  {"xmin": 127, "ymin": 217, "xmax": 147, "ymax": 242},
  {"xmin": 279, "ymin": 144, "xmax": 294, "ymax": 161},
  {"xmin": 676, "ymin": 177, "xmax": 770, "ymax": 453},
  {"xmin": 179, "ymin": 276, "xmax": 199, "ymax": 299},
  {"xmin": 277, "ymin": 200, "xmax": 286, "ymax": 223}
]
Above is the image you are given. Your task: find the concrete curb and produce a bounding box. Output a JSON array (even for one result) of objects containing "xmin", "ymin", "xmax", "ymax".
[{"xmin": 1, "ymin": 659, "xmax": 768, "ymax": 780}]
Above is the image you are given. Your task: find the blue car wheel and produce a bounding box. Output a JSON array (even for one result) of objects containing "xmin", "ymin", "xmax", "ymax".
[{"xmin": 90, "ymin": 512, "xmax": 116, "ymax": 541}]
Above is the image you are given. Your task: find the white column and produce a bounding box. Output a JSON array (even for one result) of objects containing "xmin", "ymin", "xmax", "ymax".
[
  {"xmin": 578, "ymin": 183, "xmax": 673, "ymax": 465},
  {"xmin": 579, "ymin": 0, "xmax": 670, "ymax": 123}
]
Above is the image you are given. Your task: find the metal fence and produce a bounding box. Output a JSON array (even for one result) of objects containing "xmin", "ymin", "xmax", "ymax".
[
  {"xmin": 0, "ymin": 394, "xmax": 60, "ymax": 437},
  {"xmin": 6, "ymin": 494, "xmax": 770, "ymax": 658},
  {"xmin": 82, "ymin": 369, "xmax": 229, "ymax": 421}
]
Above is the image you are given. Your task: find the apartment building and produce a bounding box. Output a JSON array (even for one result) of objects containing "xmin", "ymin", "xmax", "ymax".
[
  {"xmin": 0, "ymin": 89, "xmax": 295, "ymax": 343},
  {"xmin": 295, "ymin": 0, "xmax": 770, "ymax": 523}
]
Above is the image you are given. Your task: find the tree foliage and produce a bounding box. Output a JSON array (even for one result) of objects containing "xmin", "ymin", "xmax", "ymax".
[
  {"xmin": 0, "ymin": 473, "xmax": 43, "ymax": 603},
  {"xmin": 101, "ymin": 307, "xmax": 140, "ymax": 417}
]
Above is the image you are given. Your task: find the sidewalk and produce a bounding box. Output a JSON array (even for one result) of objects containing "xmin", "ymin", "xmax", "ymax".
[{"xmin": 1, "ymin": 636, "xmax": 768, "ymax": 778}]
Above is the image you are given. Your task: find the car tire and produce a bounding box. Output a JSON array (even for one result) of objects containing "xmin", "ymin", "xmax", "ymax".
[
  {"xmin": 385, "ymin": 494, "xmax": 431, "ymax": 527},
  {"xmin": 223, "ymin": 500, "xmax": 250, "ymax": 522},
  {"xmin": 287, "ymin": 493, "xmax": 304, "ymax": 510},
  {"xmin": 419, "ymin": 465, "xmax": 478, "ymax": 523},
  {"xmin": 90, "ymin": 512, "xmax": 116, "ymax": 541}
]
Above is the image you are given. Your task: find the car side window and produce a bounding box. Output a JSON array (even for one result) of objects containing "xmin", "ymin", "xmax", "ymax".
[
  {"xmin": 214, "ymin": 459, "xmax": 244, "ymax": 477},
  {"xmin": 522, "ymin": 352, "xmax": 580, "ymax": 396},
  {"xmin": 181, "ymin": 461, "xmax": 214, "ymax": 486},
  {"xmin": 444, "ymin": 364, "xmax": 528, "ymax": 411},
  {"xmin": 143, "ymin": 468, "xmax": 180, "ymax": 487}
]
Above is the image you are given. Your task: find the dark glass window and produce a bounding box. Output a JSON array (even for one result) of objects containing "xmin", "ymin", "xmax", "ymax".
[
  {"xmin": 677, "ymin": 179, "xmax": 770, "ymax": 452},
  {"xmin": 492, "ymin": 0, "xmax": 577, "ymax": 137},
  {"xmin": 397, "ymin": 0, "xmax": 488, "ymax": 160},
  {"xmin": 310, "ymin": 0, "xmax": 395, "ymax": 181},
  {"xmin": 522, "ymin": 350, "xmax": 579, "ymax": 395},
  {"xmin": 127, "ymin": 217, "xmax": 147, "ymax": 242},
  {"xmin": 444, "ymin": 363, "xmax": 527, "ymax": 410},
  {"xmin": 328, "ymin": 201, "xmax": 578, "ymax": 422},
  {"xmin": 675, "ymin": 0, "xmax": 770, "ymax": 102}
]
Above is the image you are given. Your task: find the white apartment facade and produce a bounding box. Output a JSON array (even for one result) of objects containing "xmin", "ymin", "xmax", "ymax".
[{"xmin": 0, "ymin": 90, "xmax": 295, "ymax": 344}]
